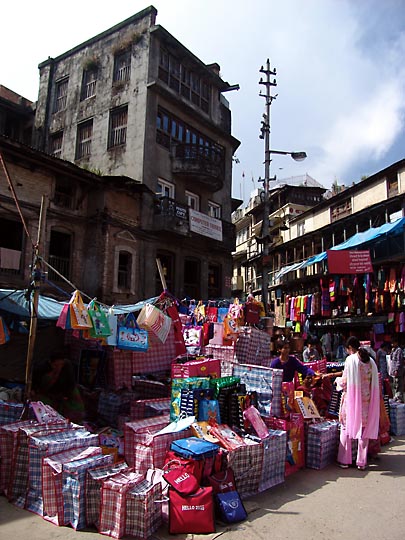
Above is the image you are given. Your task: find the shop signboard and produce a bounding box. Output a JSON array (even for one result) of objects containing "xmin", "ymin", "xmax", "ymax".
[
  {"xmin": 327, "ymin": 249, "xmax": 373, "ymax": 274},
  {"xmin": 189, "ymin": 209, "xmax": 223, "ymax": 241}
]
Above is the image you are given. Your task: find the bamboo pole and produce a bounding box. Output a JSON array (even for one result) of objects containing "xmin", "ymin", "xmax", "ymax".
[
  {"xmin": 156, "ymin": 257, "xmax": 168, "ymax": 291},
  {"xmin": 25, "ymin": 195, "xmax": 48, "ymax": 399}
]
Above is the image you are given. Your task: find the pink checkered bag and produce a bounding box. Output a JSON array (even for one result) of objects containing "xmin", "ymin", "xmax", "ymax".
[
  {"xmin": 132, "ymin": 325, "xmax": 176, "ymax": 374},
  {"xmin": 0, "ymin": 420, "xmax": 35, "ymax": 496},
  {"xmin": 130, "ymin": 397, "xmax": 171, "ymax": 420},
  {"xmin": 42, "ymin": 446, "xmax": 106, "ymax": 527},
  {"xmin": 85, "ymin": 461, "xmax": 130, "ymax": 529},
  {"xmin": 226, "ymin": 440, "xmax": 264, "ymax": 499},
  {"xmin": 124, "ymin": 416, "xmax": 171, "ymax": 468},
  {"xmin": 106, "ymin": 349, "xmax": 133, "ymax": 390},
  {"xmin": 125, "ymin": 480, "xmax": 163, "ymax": 539},
  {"xmin": 98, "ymin": 470, "xmax": 144, "ymax": 538},
  {"xmin": 125, "ymin": 417, "xmax": 192, "ymax": 474}
]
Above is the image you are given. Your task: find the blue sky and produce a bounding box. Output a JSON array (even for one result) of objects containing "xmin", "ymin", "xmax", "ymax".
[{"xmin": 2, "ymin": 0, "xmax": 405, "ymax": 203}]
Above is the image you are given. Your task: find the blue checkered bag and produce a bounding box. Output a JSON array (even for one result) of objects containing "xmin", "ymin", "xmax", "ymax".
[
  {"xmin": 42, "ymin": 446, "xmax": 106, "ymax": 527},
  {"xmin": 0, "ymin": 400, "xmax": 24, "ymax": 425},
  {"xmin": 259, "ymin": 429, "xmax": 287, "ymax": 492},
  {"xmin": 232, "ymin": 364, "xmax": 283, "ymax": 417},
  {"xmin": 305, "ymin": 420, "xmax": 339, "ymax": 469},
  {"xmin": 62, "ymin": 451, "xmax": 114, "ymax": 529},
  {"xmin": 26, "ymin": 429, "xmax": 98, "ymax": 515},
  {"xmin": 389, "ymin": 400, "xmax": 405, "ymax": 435}
]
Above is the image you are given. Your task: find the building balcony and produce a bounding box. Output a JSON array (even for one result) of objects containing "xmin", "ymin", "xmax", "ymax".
[{"xmin": 171, "ymin": 143, "xmax": 225, "ymax": 192}]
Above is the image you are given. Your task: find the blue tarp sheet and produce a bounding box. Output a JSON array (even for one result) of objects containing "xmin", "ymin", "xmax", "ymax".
[
  {"xmin": 274, "ymin": 217, "xmax": 405, "ymax": 281},
  {"xmin": 0, "ymin": 289, "xmax": 158, "ymax": 320}
]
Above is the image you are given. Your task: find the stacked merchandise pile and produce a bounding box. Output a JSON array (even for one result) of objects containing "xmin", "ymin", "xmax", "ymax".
[
  {"xmin": 389, "ymin": 400, "xmax": 405, "ymax": 435},
  {"xmin": 305, "ymin": 420, "xmax": 339, "ymax": 469}
]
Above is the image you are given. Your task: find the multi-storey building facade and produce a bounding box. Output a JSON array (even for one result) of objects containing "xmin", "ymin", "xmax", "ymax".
[
  {"xmin": 33, "ymin": 6, "xmax": 240, "ymax": 301},
  {"xmin": 232, "ymin": 175, "xmax": 325, "ymax": 299}
]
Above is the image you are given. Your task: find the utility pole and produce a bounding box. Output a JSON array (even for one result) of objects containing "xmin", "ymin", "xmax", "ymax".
[{"xmin": 259, "ymin": 59, "xmax": 277, "ymax": 316}]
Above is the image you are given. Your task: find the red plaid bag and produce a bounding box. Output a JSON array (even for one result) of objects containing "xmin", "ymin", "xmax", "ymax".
[
  {"xmin": 169, "ymin": 486, "xmax": 215, "ymax": 534},
  {"xmin": 85, "ymin": 461, "xmax": 130, "ymax": 529},
  {"xmin": 132, "ymin": 325, "xmax": 176, "ymax": 374},
  {"xmin": 8, "ymin": 424, "xmax": 71, "ymax": 507},
  {"xmin": 125, "ymin": 480, "xmax": 163, "ymax": 539},
  {"xmin": 26, "ymin": 429, "xmax": 99, "ymax": 515},
  {"xmin": 98, "ymin": 470, "xmax": 144, "ymax": 538},
  {"xmin": 130, "ymin": 397, "xmax": 171, "ymax": 420},
  {"xmin": 127, "ymin": 421, "xmax": 192, "ymax": 474},
  {"xmin": 0, "ymin": 420, "xmax": 34, "ymax": 496},
  {"xmin": 124, "ymin": 416, "xmax": 171, "ymax": 468},
  {"xmin": 106, "ymin": 349, "xmax": 133, "ymax": 390},
  {"xmin": 226, "ymin": 440, "xmax": 263, "ymax": 499}
]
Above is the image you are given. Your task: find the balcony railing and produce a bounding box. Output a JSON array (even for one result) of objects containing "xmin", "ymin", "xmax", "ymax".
[
  {"xmin": 48, "ymin": 255, "xmax": 71, "ymax": 282},
  {"xmin": 171, "ymin": 143, "xmax": 224, "ymax": 191}
]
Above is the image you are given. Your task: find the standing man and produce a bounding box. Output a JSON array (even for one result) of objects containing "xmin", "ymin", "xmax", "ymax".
[{"xmin": 391, "ymin": 336, "xmax": 404, "ymax": 403}]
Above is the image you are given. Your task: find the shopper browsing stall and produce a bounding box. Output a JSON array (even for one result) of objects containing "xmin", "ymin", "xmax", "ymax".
[
  {"xmin": 270, "ymin": 339, "xmax": 315, "ymax": 382},
  {"xmin": 336, "ymin": 336, "xmax": 380, "ymax": 470}
]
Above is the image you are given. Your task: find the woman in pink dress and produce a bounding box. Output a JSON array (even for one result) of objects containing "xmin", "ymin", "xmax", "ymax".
[{"xmin": 337, "ymin": 336, "xmax": 380, "ymax": 470}]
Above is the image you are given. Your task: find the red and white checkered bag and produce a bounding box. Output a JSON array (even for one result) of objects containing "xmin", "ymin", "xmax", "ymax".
[
  {"xmin": 26, "ymin": 429, "xmax": 99, "ymax": 515},
  {"xmin": 125, "ymin": 479, "xmax": 162, "ymax": 539},
  {"xmin": 132, "ymin": 325, "xmax": 176, "ymax": 374},
  {"xmin": 85, "ymin": 461, "xmax": 130, "ymax": 529},
  {"xmin": 124, "ymin": 416, "xmax": 171, "ymax": 468},
  {"xmin": 226, "ymin": 440, "xmax": 264, "ymax": 499},
  {"xmin": 42, "ymin": 446, "xmax": 106, "ymax": 526},
  {"xmin": 0, "ymin": 420, "xmax": 35, "ymax": 496},
  {"xmin": 98, "ymin": 470, "xmax": 144, "ymax": 538},
  {"xmin": 8, "ymin": 423, "xmax": 71, "ymax": 507},
  {"xmin": 106, "ymin": 349, "xmax": 133, "ymax": 390},
  {"xmin": 130, "ymin": 397, "xmax": 171, "ymax": 420},
  {"xmin": 124, "ymin": 416, "xmax": 192, "ymax": 473}
]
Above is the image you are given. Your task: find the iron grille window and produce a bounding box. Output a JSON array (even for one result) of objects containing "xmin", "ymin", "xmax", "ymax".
[
  {"xmin": 53, "ymin": 78, "xmax": 69, "ymax": 113},
  {"xmin": 113, "ymin": 50, "xmax": 131, "ymax": 82},
  {"xmin": 80, "ymin": 68, "xmax": 97, "ymax": 100},
  {"xmin": 108, "ymin": 106, "xmax": 128, "ymax": 148},
  {"xmin": 76, "ymin": 120, "xmax": 93, "ymax": 159},
  {"xmin": 54, "ymin": 177, "xmax": 75, "ymax": 209},
  {"xmin": 50, "ymin": 131, "xmax": 63, "ymax": 158}
]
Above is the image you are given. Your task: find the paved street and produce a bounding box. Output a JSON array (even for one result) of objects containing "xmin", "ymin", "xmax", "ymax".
[{"xmin": 1, "ymin": 435, "xmax": 404, "ymax": 540}]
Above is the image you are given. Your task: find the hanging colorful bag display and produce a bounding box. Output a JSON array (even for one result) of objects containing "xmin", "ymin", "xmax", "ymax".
[
  {"xmin": 69, "ymin": 290, "xmax": 92, "ymax": 330},
  {"xmin": 56, "ymin": 300, "xmax": 72, "ymax": 330},
  {"xmin": 117, "ymin": 313, "xmax": 149, "ymax": 352},
  {"xmin": 0, "ymin": 316, "xmax": 10, "ymax": 345},
  {"xmin": 87, "ymin": 299, "xmax": 111, "ymax": 338},
  {"xmin": 137, "ymin": 303, "xmax": 171, "ymax": 344}
]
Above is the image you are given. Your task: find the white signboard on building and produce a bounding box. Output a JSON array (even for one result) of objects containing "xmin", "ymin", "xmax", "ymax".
[{"xmin": 189, "ymin": 209, "xmax": 223, "ymax": 241}]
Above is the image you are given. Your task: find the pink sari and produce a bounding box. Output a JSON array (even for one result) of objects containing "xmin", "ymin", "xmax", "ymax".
[{"xmin": 341, "ymin": 353, "xmax": 380, "ymax": 440}]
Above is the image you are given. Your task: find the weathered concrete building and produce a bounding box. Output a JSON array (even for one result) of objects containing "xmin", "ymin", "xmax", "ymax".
[
  {"xmin": 33, "ymin": 5, "xmax": 240, "ymax": 301},
  {"xmin": 0, "ymin": 134, "xmax": 151, "ymax": 305}
]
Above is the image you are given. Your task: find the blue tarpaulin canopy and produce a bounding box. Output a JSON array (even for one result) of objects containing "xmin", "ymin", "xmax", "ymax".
[
  {"xmin": 274, "ymin": 217, "xmax": 405, "ymax": 281},
  {"xmin": 0, "ymin": 289, "xmax": 158, "ymax": 320}
]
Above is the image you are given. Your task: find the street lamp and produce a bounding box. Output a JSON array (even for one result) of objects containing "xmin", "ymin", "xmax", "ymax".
[{"xmin": 258, "ymin": 59, "xmax": 306, "ymax": 316}]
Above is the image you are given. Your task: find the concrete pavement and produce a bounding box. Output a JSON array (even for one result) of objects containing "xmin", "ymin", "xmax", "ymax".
[{"xmin": 1, "ymin": 435, "xmax": 404, "ymax": 540}]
